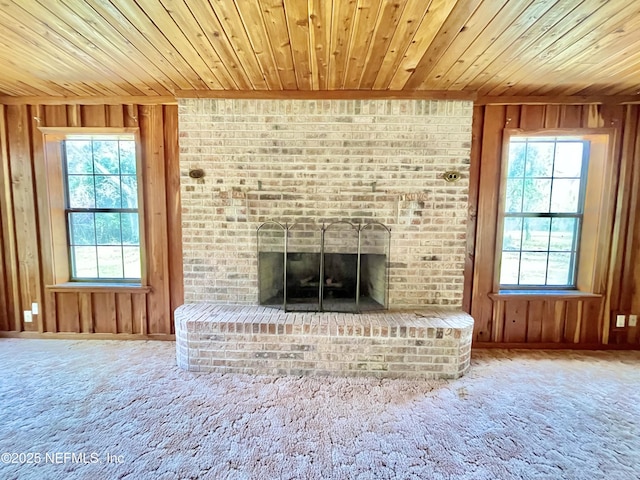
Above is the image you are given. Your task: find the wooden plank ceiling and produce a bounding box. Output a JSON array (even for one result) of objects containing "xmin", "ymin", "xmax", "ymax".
[{"xmin": 0, "ymin": 0, "xmax": 639, "ymax": 98}]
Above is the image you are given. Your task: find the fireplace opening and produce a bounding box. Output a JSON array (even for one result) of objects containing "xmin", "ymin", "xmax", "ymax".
[{"xmin": 257, "ymin": 221, "xmax": 390, "ymax": 313}]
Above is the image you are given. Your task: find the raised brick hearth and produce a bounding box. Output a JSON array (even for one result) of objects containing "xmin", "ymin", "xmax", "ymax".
[{"xmin": 175, "ymin": 304, "xmax": 473, "ymax": 379}]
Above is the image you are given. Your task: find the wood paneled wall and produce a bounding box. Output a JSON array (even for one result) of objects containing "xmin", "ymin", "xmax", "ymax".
[
  {"xmin": 468, "ymin": 103, "xmax": 640, "ymax": 347},
  {"xmin": 0, "ymin": 103, "xmax": 182, "ymax": 338}
]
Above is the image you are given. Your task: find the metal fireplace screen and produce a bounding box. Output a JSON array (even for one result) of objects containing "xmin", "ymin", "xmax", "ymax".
[{"xmin": 257, "ymin": 221, "xmax": 390, "ymax": 313}]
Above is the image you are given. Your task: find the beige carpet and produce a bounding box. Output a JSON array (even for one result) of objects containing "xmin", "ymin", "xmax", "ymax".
[{"xmin": 0, "ymin": 339, "xmax": 638, "ymax": 480}]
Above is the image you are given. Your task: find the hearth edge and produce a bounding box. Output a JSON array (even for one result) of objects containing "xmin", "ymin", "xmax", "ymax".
[{"xmin": 175, "ymin": 304, "xmax": 473, "ymax": 379}]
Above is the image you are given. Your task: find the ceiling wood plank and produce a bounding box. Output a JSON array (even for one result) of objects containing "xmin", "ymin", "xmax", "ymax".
[
  {"xmin": 403, "ymin": 0, "xmax": 490, "ymax": 90},
  {"xmin": 545, "ymin": 15, "xmax": 640, "ymax": 96},
  {"xmin": 233, "ymin": 0, "xmax": 289, "ymax": 89},
  {"xmin": 0, "ymin": 0, "xmax": 638, "ymax": 98},
  {"xmin": 183, "ymin": 0, "xmax": 268, "ymax": 89},
  {"xmin": 0, "ymin": 2, "xmax": 134, "ymax": 96},
  {"xmin": 107, "ymin": 0, "xmax": 222, "ymax": 89},
  {"xmin": 484, "ymin": 1, "xmax": 634, "ymax": 96},
  {"xmin": 308, "ymin": 0, "xmax": 332, "ymax": 90},
  {"xmin": 327, "ymin": 0, "xmax": 358, "ymax": 89},
  {"xmin": 157, "ymin": 0, "xmax": 247, "ymax": 89},
  {"xmin": 37, "ymin": 0, "xmax": 174, "ymax": 95},
  {"xmin": 282, "ymin": 0, "xmax": 313, "ymax": 90},
  {"xmin": 343, "ymin": 0, "xmax": 384, "ymax": 89},
  {"xmin": 210, "ymin": 0, "xmax": 280, "ymax": 89},
  {"xmin": 258, "ymin": 0, "xmax": 298, "ymax": 90},
  {"xmin": 521, "ymin": 2, "xmax": 640, "ymax": 96},
  {"xmin": 371, "ymin": 0, "xmax": 433, "ymax": 90},
  {"xmin": 84, "ymin": 0, "xmax": 201, "ymax": 89},
  {"xmin": 359, "ymin": 0, "xmax": 408, "ymax": 89},
  {"xmin": 132, "ymin": 0, "xmax": 233, "ymax": 89},
  {"xmin": 426, "ymin": 0, "xmax": 533, "ymax": 90},
  {"xmin": 449, "ymin": 0, "xmax": 566, "ymax": 92},
  {"xmin": 467, "ymin": 0, "xmax": 585, "ymax": 95},
  {"xmin": 386, "ymin": 0, "xmax": 460, "ymax": 90}
]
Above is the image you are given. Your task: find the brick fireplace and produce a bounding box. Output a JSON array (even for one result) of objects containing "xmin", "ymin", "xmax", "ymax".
[
  {"xmin": 175, "ymin": 98, "xmax": 474, "ymax": 378},
  {"xmin": 178, "ymin": 98, "xmax": 473, "ymax": 308}
]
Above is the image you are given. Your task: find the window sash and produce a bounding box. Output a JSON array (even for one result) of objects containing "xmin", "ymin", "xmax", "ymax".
[
  {"xmin": 62, "ymin": 139, "xmax": 141, "ymax": 282},
  {"xmin": 499, "ymin": 138, "xmax": 589, "ymax": 289}
]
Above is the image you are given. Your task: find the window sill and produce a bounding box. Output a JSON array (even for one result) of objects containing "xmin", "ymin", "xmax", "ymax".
[
  {"xmin": 489, "ymin": 290, "xmax": 602, "ymax": 301},
  {"xmin": 46, "ymin": 283, "xmax": 151, "ymax": 294}
]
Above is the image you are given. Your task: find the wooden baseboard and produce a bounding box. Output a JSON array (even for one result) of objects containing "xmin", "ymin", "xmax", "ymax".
[
  {"xmin": 473, "ymin": 341, "xmax": 639, "ymax": 350},
  {"xmin": 0, "ymin": 331, "xmax": 175, "ymax": 341}
]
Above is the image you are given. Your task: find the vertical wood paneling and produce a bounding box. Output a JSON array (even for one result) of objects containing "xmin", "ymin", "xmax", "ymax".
[
  {"xmin": 544, "ymin": 105, "xmax": 561, "ymax": 128},
  {"xmin": 164, "ymin": 105, "xmax": 184, "ymax": 320},
  {"xmin": 0, "ymin": 102, "xmax": 180, "ymax": 339},
  {"xmin": 503, "ymin": 300, "xmax": 528, "ymax": 343},
  {"xmin": 139, "ymin": 105, "xmax": 171, "ymax": 335},
  {"xmin": 7, "ymin": 105, "xmax": 41, "ymax": 332},
  {"xmin": 559, "ymin": 105, "xmax": 583, "ymax": 128},
  {"xmin": 56, "ymin": 292, "xmax": 79, "ymax": 332},
  {"xmin": 461, "ymin": 103, "xmax": 482, "ymax": 312},
  {"xmin": 30, "ymin": 105, "xmax": 48, "ymax": 333},
  {"xmin": 526, "ymin": 301, "xmax": 543, "ymax": 342},
  {"xmin": 580, "ymin": 298, "xmax": 602, "ymax": 344},
  {"xmin": 540, "ymin": 300, "xmax": 556, "ymax": 343},
  {"xmin": 0, "ymin": 209, "xmax": 8, "ymax": 331},
  {"xmin": 564, "ymin": 301, "xmax": 580, "ymax": 343},
  {"xmin": 132, "ymin": 293, "xmax": 148, "ymax": 335},
  {"xmin": 116, "ymin": 293, "xmax": 133, "ymax": 334},
  {"xmin": 471, "ymin": 105, "xmax": 505, "ymax": 341},
  {"xmin": 106, "ymin": 105, "xmax": 125, "ymax": 127},
  {"xmin": 92, "ymin": 292, "xmax": 117, "ymax": 334},
  {"xmin": 0, "ymin": 104, "xmax": 21, "ymax": 331},
  {"xmin": 519, "ymin": 105, "xmax": 545, "ymax": 129},
  {"xmin": 79, "ymin": 292, "xmax": 92, "ymax": 333},
  {"xmin": 80, "ymin": 105, "xmax": 107, "ymax": 126},
  {"xmin": 470, "ymin": 102, "xmax": 639, "ymax": 346}
]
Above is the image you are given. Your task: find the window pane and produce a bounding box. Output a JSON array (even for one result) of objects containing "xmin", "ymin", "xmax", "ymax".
[
  {"xmin": 502, "ymin": 217, "xmax": 522, "ymax": 251},
  {"xmin": 522, "ymin": 178, "xmax": 551, "ymax": 212},
  {"xmin": 119, "ymin": 141, "xmax": 137, "ymax": 174},
  {"xmin": 72, "ymin": 246, "xmax": 98, "ymax": 278},
  {"xmin": 93, "ymin": 140, "xmax": 120, "ymax": 174},
  {"xmin": 505, "ymin": 178, "xmax": 523, "ymax": 213},
  {"xmin": 521, "ymin": 217, "xmax": 550, "ymax": 251},
  {"xmin": 500, "ymin": 252, "xmax": 520, "ymax": 284},
  {"xmin": 95, "ymin": 175, "xmax": 122, "ymax": 208},
  {"xmin": 69, "ymin": 212, "xmax": 95, "ymax": 246},
  {"xmin": 97, "ymin": 246, "xmax": 123, "ymax": 278},
  {"xmin": 550, "ymin": 218, "xmax": 577, "ymax": 251},
  {"xmin": 547, "ymin": 252, "xmax": 573, "ymax": 285},
  {"xmin": 507, "ymin": 142, "xmax": 526, "ymax": 178},
  {"xmin": 121, "ymin": 175, "xmax": 138, "ymax": 208},
  {"xmin": 123, "ymin": 247, "xmax": 141, "ymax": 279},
  {"xmin": 553, "ymin": 142, "xmax": 583, "ymax": 177},
  {"xmin": 519, "ymin": 252, "xmax": 548, "ymax": 285},
  {"xmin": 95, "ymin": 213, "xmax": 121, "ymax": 245},
  {"xmin": 65, "ymin": 140, "xmax": 93, "ymax": 174},
  {"xmin": 67, "ymin": 175, "xmax": 95, "ymax": 208},
  {"xmin": 525, "ymin": 142, "xmax": 554, "ymax": 177},
  {"xmin": 64, "ymin": 136, "xmax": 139, "ymax": 282},
  {"xmin": 550, "ymin": 178, "xmax": 581, "ymax": 213}
]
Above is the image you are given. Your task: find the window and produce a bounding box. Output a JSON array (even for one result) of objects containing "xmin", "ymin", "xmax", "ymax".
[
  {"xmin": 499, "ymin": 136, "xmax": 589, "ymax": 288},
  {"xmin": 62, "ymin": 135, "xmax": 141, "ymax": 281}
]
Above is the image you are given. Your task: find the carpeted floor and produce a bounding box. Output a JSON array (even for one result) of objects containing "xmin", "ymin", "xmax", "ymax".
[{"xmin": 0, "ymin": 339, "xmax": 638, "ymax": 480}]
